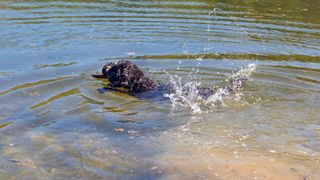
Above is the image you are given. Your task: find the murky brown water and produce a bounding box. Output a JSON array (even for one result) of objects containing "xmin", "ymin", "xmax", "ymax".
[{"xmin": 0, "ymin": 0, "xmax": 319, "ymax": 179}]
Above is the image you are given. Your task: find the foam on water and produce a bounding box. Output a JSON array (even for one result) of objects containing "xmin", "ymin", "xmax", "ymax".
[{"xmin": 164, "ymin": 63, "xmax": 256, "ymax": 114}]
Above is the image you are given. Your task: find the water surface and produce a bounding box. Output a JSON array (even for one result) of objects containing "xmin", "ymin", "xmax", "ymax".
[{"xmin": 0, "ymin": 0, "xmax": 319, "ymax": 179}]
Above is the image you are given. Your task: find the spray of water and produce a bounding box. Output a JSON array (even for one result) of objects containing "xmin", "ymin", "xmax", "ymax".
[{"xmin": 164, "ymin": 64, "xmax": 256, "ymax": 114}]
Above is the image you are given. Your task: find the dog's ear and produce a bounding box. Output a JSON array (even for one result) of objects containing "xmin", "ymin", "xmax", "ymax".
[
  {"xmin": 91, "ymin": 62, "xmax": 117, "ymax": 79},
  {"xmin": 102, "ymin": 62, "xmax": 116, "ymax": 77}
]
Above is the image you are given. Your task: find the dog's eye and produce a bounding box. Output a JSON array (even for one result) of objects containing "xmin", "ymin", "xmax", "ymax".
[{"xmin": 105, "ymin": 66, "xmax": 112, "ymax": 71}]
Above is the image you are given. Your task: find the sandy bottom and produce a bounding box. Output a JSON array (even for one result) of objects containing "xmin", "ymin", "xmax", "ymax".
[{"xmin": 160, "ymin": 150, "xmax": 317, "ymax": 180}]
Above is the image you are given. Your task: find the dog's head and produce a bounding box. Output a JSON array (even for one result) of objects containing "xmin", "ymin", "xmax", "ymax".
[{"xmin": 102, "ymin": 60, "xmax": 157, "ymax": 92}]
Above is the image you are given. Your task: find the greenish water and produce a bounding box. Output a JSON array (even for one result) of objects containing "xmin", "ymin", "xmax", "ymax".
[{"xmin": 0, "ymin": 0, "xmax": 319, "ymax": 179}]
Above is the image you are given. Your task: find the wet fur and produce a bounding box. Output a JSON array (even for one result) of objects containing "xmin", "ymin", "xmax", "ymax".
[
  {"xmin": 92, "ymin": 60, "xmax": 244, "ymax": 98},
  {"xmin": 92, "ymin": 60, "xmax": 158, "ymax": 93}
]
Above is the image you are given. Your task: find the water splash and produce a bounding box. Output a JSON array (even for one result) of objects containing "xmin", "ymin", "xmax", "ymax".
[{"xmin": 164, "ymin": 64, "xmax": 256, "ymax": 114}]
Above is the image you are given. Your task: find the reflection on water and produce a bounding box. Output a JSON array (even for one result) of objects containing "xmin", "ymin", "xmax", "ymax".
[{"xmin": 0, "ymin": 0, "xmax": 319, "ymax": 179}]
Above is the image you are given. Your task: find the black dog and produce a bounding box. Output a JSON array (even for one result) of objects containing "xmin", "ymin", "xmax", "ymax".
[{"xmin": 92, "ymin": 60, "xmax": 248, "ymax": 99}]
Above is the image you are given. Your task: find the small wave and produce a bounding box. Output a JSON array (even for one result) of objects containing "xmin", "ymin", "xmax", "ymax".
[{"xmin": 164, "ymin": 64, "xmax": 256, "ymax": 114}]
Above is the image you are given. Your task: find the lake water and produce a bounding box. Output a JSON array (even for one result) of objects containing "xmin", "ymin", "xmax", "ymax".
[{"xmin": 0, "ymin": 0, "xmax": 319, "ymax": 179}]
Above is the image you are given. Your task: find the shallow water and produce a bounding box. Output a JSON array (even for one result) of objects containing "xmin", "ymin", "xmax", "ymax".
[{"xmin": 0, "ymin": 0, "xmax": 320, "ymax": 179}]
